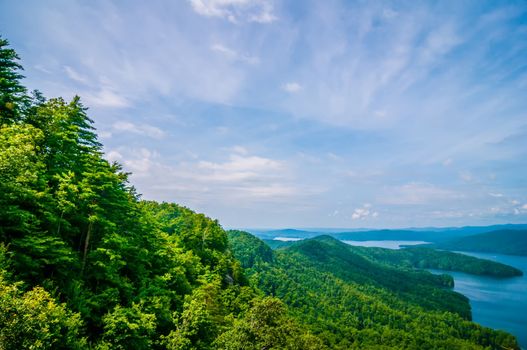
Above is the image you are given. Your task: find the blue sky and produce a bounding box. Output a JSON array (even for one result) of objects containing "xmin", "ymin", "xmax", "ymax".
[{"xmin": 1, "ymin": 0, "xmax": 527, "ymax": 228}]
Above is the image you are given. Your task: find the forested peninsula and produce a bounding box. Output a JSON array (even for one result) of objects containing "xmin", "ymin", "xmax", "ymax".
[
  {"xmin": 0, "ymin": 37, "xmax": 521, "ymax": 349},
  {"xmin": 431, "ymin": 229, "xmax": 527, "ymax": 256}
]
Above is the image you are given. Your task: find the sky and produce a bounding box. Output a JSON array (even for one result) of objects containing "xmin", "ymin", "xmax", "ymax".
[{"xmin": 1, "ymin": 0, "xmax": 527, "ymax": 229}]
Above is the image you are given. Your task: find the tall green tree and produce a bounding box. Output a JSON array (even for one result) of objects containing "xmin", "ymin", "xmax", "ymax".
[{"xmin": 0, "ymin": 36, "xmax": 28, "ymax": 124}]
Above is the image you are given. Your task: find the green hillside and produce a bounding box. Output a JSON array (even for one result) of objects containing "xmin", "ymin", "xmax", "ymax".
[
  {"xmin": 433, "ymin": 230, "xmax": 527, "ymax": 256},
  {"xmin": 229, "ymin": 232, "xmax": 519, "ymax": 349},
  {"xmin": 0, "ymin": 37, "xmax": 321, "ymax": 349},
  {"xmin": 263, "ymin": 237, "xmax": 522, "ymax": 277},
  {"xmin": 347, "ymin": 245, "xmax": 523, "ymax": 277}
]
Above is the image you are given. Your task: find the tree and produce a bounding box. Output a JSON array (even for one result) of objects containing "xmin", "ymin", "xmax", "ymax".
[
  {"xmin": 98, "ymin": 303, "xmax": 156, "ymax": 350},
  {"xmin": 0, "ymin": 123, "xmax": 46, "ymax": 241},
  {"xmin": 0, "ymin": 274, "xmax": 86, "ymax": 349},
  {"xmin": 0, "ymin": 36, "xmax": 28, "ymax": 124},
  {"xmin": 214, "ymin": 297, "xmax": 326, "ymax": 350}
]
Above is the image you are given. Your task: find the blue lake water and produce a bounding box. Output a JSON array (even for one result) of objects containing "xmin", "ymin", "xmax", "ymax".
[
  {"xmin": 430, "ymin": 251, "xmax": 527, "ymax": 349},
  {"xmin": 281, "ymin": 236, "xmax": 526, "ymax": 347},
  {"xmin": 341, "ymin": 240, "xmax": 527, "ymax": 348}
]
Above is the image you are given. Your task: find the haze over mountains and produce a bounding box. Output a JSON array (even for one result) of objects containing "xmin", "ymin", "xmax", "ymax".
[
  {"xmin": 431, "ymin": 229, "xmax": 527, "ymax": 256},
  {"xmin": 247, "ymin": 224, "xmax": 527, "ymax": 244}
]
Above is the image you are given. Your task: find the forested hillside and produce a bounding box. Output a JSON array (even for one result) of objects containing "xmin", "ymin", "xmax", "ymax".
[
  {"xmin": 345, "ymin": 245, "xmax": 522, "ymax": 277},
  {"xmin": 0, "ymin": 36, "xmax": 520, "ymax": 349},
  {"xmin": 229, "ymin": 232, "xmax": 520, "ymax": 349},
  {"xmin": 0, "ymin": 37, "xmax": 321, "ymax": 349},
  {"xmin": 263, "ymin": 238, "xmax": 522, "ymax": 277},
  {"xmin": 432, "ymin": 230, "xmax": 527, "ymax": 256}
]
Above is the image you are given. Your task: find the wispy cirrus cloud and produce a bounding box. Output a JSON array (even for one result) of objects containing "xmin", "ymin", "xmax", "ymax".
[
  {"xmin": 379, "ymin": 183, "xmax": 463, "ymax": 206},
  {"xmin": 64, "ymin": 65, "xmax": 88, "ymax": 84},
  {"xmin": 84, "ymin": 89, "xmax": 130, "ymax": 108},
  {"xmin": 282, "ymin": 82, "xmax": 302, "ymax": 93},
  {"xmin": 211, "ymin": 43, "xmax": 259, "ymax": 64},
  {"xmin": 3, "ymin": 0, "xmax": 527, "ymax": 228},
  {"xmin": 112, "ymin": 121, "xmax": 166, "ymax": 139},
  {"xmin": 189, "ymin": 0, "xmax": 277, "ymax": 23}
]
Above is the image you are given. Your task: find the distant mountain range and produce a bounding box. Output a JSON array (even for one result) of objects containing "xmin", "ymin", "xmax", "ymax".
[
  {"xmin": 429, "ymin": 229, "xmax": 527, "ymax": 256},
  {"xmin": 246, "ymin": 224, "xmax": 526, "ymax": 239}
]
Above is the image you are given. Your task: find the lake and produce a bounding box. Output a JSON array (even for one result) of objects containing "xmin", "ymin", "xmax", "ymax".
[
  {"xmin": 429, "ymin": 251, "xmax": 527, "ymax": 350},
  {"xmin": 341, "ymin": 240, "xmax": 527, "ymax": 348},
  {"xmin": 273, "ymin": 235, "xmax": 527, "ymax": 347}
]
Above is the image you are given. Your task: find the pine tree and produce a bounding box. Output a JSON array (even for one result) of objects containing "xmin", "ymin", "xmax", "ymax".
[{"xmin": 0, "ymin": 37, "xmax": 28, "ymax": 124}]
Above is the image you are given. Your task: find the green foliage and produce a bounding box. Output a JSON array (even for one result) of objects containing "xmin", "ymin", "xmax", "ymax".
[
  {"xmin": 352, "ymin": 245, "xmax": 523, "ymax": 277},
  {"xmin": 0, "ymin": 123, "xmax": 46, "ymax": 240},
  {"xmin": 98, "ymin": 303, "xmax": 156, "ymax": 350},
  {"xmin": 0, "ymin": 276, "xmax": 86, "ymax": 349},
  {"xmin": 215, "ymin": 297, "xmax": 326, "ymax": 350},
  {"xmin": 285, "ymin": 236, "xmax": 469, "ymax": 317},
  {"xmin": 0, "ymin": 36, "xmax": 28, "ymax": 123},
  {"xmin": 433, "ymin": 229, "xmax": 527, "ymax": 256},
  {"xmin": 227, "ymin": 230, "xmax": 273, "ymax": 268},
  {"xmin": 230, "ymin": 233, "xmax": 520, "ymax": 350},
  {"xmin": 262, "ymin": 238, "xmax": 296, "ymax": 250}
]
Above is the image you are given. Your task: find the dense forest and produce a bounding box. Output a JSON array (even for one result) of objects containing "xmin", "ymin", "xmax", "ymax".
[
  {"xmin": 264, "ymin": 238, "xmax": 522, "ymax": 277},
  {"xmin": 229, "ymin": 232, "xmax": 519, "ymax": 349},
  {"xmin": 0, "ymin": 36, "xmax": 521, "ymax": 349},
  {"xmin": 431, "ymin": 230, "xmax": 527, "ymax": 256},
  {"xmin": 355, "ymin": 246, "xmax": 522, "ymax": 276}
]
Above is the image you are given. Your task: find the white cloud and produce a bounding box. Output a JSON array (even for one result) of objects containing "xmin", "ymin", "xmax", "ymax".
[
  {"xmin": 25, "ymin": 3, "xmax": 248, "ymax": 107},
  {"xmin": 282, "ymin": 82, "xmax": 302, "ymax": 93},
  {"xmin": 240, "ymin": 184, "xmax": 296, "ymax": 198},
  {"xmin": 459, "ymin": 171, "xmax": 473, "ymax": 182},
  {"xmin": 380, "ymin": 183, "xmax": 462, "ymax": 205},
  {"xmin": 118, "ymin": 148, "xmax": 160, "ymax": 176},
  {"xmin": 211, "ymin": 44, "xmax": 259, "ymax": 64},
  {"xmin": 105, "ymin": 150, "xmax": 123, "ymax": 163},
  {"xmin": 327, "ymin": 152, "xmax": 341, "ymax": 161},
  {"xmin": 119, "ymin": 150, "xmax": 315, "ymax": 204},
  {"xmin": 189, "ymin": 0, "xmax": 276, "ymax": 23},
  {"xmin": 98, "ymin": 131, "xmax": 112, "ymax": 139},
  {"xmin": 124, "ymin": 148, "xmax": 156, "ymax": 174},
  {"xmin": 329, "ymin": 209, "xmax": 339, "ymax": 217},
  {"xmin": 83, "ymin": 89, "xmax": 130, "ymax": 108},
  {"xmin": 351, "ymin": 204, "xmax": 378, "ymax": 220},
  {"xmin": 248, "ymin": 1, "xmax": 276, "ymax": 23},
  {"xmin": 104, "ymin": 147, "xmax": 161, "ymax": 178},
  {"xmin": 442, "ymin": 158, "xmax": 453, "ymax": 166},
  {"xmin": 382, "ymin": 8, "xmax": 398, "ymax": 19},
  {"xmin": 374, "ymin": 109, "xmax": 387, "ymax": 118},
  {"xmin": 197, "ymin": 154, "xmax": 282, "ymax": 182},
  {"xmin": 522, "ymin": 204, "xmax": 527, "ymax": 210},
  {"xmin": 64, "ymin": 66, "xmax": 89, "ymax": 84},
  {"xmin": 231, "ymin": 145, "xmax": 249, "ymax": 155},
  {"xmin": 488, "ymin": 192, "xmax": 504, "ymax": 197},
  {"xmin": 112, "ymin": 121, "xmax": 166, "ymax": 138},
  {"xmin": 33, "ymin": 64, "xmax": 52, "ymax": 74}
]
